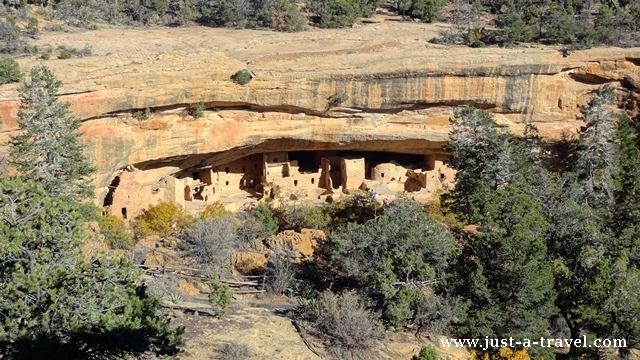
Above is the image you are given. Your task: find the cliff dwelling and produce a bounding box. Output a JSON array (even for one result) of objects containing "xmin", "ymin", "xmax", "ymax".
[{"xmin": 102, "ymin": 150, "xmax": 456, "ymax": 219}]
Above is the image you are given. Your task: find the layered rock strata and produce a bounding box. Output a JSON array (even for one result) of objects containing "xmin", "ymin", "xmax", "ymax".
[{"xmin": 0, "ymin": 24, "xmax": 638, "ymax": 209}]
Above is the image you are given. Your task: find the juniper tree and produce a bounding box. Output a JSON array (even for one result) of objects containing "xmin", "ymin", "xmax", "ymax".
[
  {"xmin": 329, "ymin": 197, "xmax": 455, "ymax": 328},
  {"xmin": 0, "ymin": 179, "xmax": 183, "ymax": 358},
  {"xmin": 10, "ymin": 65, "xmax": 96, "ymax": 202},
  {"xmin": 611, "ymin": 113, "xmax": 640, "ymax": 264},
  {"xmin": 446, "ymin": 186, "xmax": 557, "ymax": 360}
]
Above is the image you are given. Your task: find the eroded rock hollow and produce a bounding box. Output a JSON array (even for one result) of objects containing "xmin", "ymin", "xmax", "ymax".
[{"xmin": 1, "ymin": 24, "xmax": 639, "ymax": 215}]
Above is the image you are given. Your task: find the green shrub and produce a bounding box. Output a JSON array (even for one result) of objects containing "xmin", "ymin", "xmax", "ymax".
[
  {"xmin": 233, "ymin": 69, "xmax": 252, "ymax": 85},
  {"xmin": 99, "ymin": 214, "xmax": 135, "ymax": 250},
  {"xmin": 409, "ymin": 0, "xmax": 445, "ymax": 22},
  {"xmin": 469, "ymin": 39, "xmax": 486, "ymax": 48},
  {"xmin": 134, "ymin": 107, "xmax": 151, "ymax": 121},
  {"xmin": 412, "ymin": 345, "xmax": 440, "ymax": 360},
  {"xmin": 37, "ymin": 7, "xmax": 54, "ymax": 21},
  {"xmin": 209, "ymin": 275, "xmax": 233, "ymax": 318},
  {"xmin": 50, "ymin": 23, "xmax": 66, "ymax": 32},
  {"xmin": 189, "ymin": 102, "xmax": 206, "ymax": 118},
  {"xmin": 26, "ymin": 17, "xmax": 39, "ymax": 36},
  {"xmin": 253, "ymin": 202, "xmax": 279, "ymax": 235},
  {"xmin": 320, "ymin": 0, "xmax": 360, "ymax": 28},
  {"xmin": 132, "ymin": 201, "xmax": 194, "ymax": 238},
  {"xmin": 0, "ymin": 20, "xmax": 24, "ymax": 54},
  {"xmin": 39, "ymin": 52, "xmax": 50, "ymax": 60},
  {"xmin": 76, "ymin": 202, "xmax": 102, "ymax": 222},
  {"xmin": 58, "ymin": 50, "xmax": 72, "ymax": 59},
  {"xmin": 0, "ymin": 57, "xmax": 23, "ymax": 85}
]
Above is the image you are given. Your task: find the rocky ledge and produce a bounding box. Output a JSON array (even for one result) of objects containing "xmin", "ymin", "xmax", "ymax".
[{"xmin": 0, "ymin": 22, "xmax": 639, "ymax": 204}]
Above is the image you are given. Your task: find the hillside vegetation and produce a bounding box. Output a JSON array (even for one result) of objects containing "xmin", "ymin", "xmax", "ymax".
[{"xmin": 0, "ymin": 0, "xmax": 638, "ymax": 55}]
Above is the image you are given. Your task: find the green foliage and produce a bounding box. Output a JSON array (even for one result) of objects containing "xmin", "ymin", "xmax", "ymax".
[
  {"xmin": 39, "ymin": 52, "xmax": 50, "ymax": 60},
  {"xmin": 446, "ymin": 186, "xmax": 557, "ymax": 360},
  {"xmin": 132, "ymin": 201, "xmax": 194, "ymax": 238},
  {"xmin": 10, "ymin": 65, "xmax": 96, "ymax": 201},
  {"xmin": 233, "ymin": 69, "xmax": 252, "ymax": 85},
  {"xmin": 0, "ymin": 179, "xmax": 183, "ymax": 358},
  {"xmin": 543, "ymin": 5, "xmax": 577, "ymax": 44},
  {"xmin": 0, "ymin": 19, "xmax": 24, "ymax": 54},
  {"xmin": 134, "ymin": 107, "xmax": 151, "ymax": 121},
  {"xmin": 319, "ymin": 0, "xmax": 361, "ymax": 28},
  {"xmin": 413, "ymin": 345, "xmax": 440, "ymax": 360},
  {"xmin": 326, "ymin": 192, "xmax": 378, "ymax": 229},
  {"xmin": 442, "ymin": 106, "xmax": 517, "ymax": 224},
  {"xmin": 329, "ymin": 197, "xmax": 455, "ymax": 327},
  {"xmin": 99, "ymin": 214, "xmax": 135, "ymax": 249},
  {"xmin": 409, "ymin": 0, "xmax": 445, "ymax": 22},
  {"xmin": 26, "ymin": 17, "xmax": 39, "ymax": 36},
  {"xmin": 495, "ymin": 10, "xmax": 535, "ymax": 46},
  {"xmin": 189, "ymin": 101, "xmax": 206, "ymax": 118},
  {"xmin": 50, "ymin": 23, "xmax": 66, "ymax": 32},
  {"xmin": 0, "ymin": 56, "xmax": 23, "ymax": 85},
  {"xmin": 253, "ymin": 202, "xmax": 279, "ymax": 235},
  {"xmin": 76, "ymin": 202, "xmax": 102, "ymax": 222},
  {"xmin": 58, "ymin": 50, "xmax": 72, "ymax": 59},
  {"xmin": 208, "ymin": 275, "xmax": 233, "ymax": 318}
]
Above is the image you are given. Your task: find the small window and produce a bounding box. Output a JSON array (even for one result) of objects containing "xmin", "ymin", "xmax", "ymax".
[
  {"xmin": 225, "ymin": 181, "xmax": 229, "ymax": 186},
  {"xmin": 249, "ymin": 155, "xmax": 252, "ymax": 159},
  {"xmin": 253, "ymin": 178, "xmax": 257, "ymax": 183},
  {"xmin": 440, "ymin": 173, "xmax": 445, "ymax": 180},
  {"xmin": 242, "ymin": 166, "xmax": 245, "ymax": 172},
  {"xmin": 121, "ymin": 207, "xmax": 127, "ymax": 219},
  {"xmin": 254, "ymin": 164, "xmax": 258, "ymax": 169},
  {"xmin": 311, "ymin": 178, "xmax": 315, "ymax": 184},
  {"xmin": 192, "ymin": 172, "xmax": 199, "ymax": 180},
  {"xmin": 243, "ymin": 157, "xmax": 245, "ymax": 161},
  {"xmin": 294, "ymin": 180, "xmax": 298, "ymax": 187},
  {"xmin": 273, "ymin": 158, "xmax": 278, "ymax": 162},
  {"xmin": 381, "ymin": 173, "xmax": 385, "ymax": 178},
  {"xmin": 225, "ymin": 167, "xmax": 229, "ymax": 174},
  {"xmin": 240, "ymin": 179, "xmax": 243, "ymax": 187}
]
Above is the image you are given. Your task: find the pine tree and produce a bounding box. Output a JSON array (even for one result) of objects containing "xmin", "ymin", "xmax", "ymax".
[
  {"xmin": 9, "ymin": 65, "xmax": 96, "ymax": 202},
  {"xmin": 443, "ymin": 107, "xmax": 516, "ymax": 224},
  {"xmin": 573, "ymin": 84, "xmax": 617, "ymax": 212}
]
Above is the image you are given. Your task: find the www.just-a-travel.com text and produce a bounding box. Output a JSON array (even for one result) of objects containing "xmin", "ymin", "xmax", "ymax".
[{"xmin": 440, "ymin": 336, "xmax": 627, "ymax": 351}]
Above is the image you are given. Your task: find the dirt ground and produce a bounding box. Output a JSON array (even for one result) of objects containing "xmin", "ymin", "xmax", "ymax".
[{"xmin": 164, "ymin": 295, "xmax": 469, "ymax": 360}]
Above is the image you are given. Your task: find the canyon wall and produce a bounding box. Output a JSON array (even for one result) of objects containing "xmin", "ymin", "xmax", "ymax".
[{"xmin": 1, "ymin": 24, "xmax": 639, "ymax": 208}]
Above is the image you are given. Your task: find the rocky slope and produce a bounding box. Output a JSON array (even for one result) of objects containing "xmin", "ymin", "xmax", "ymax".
[{"xmin": 1, "ymin": 22, "xmax": 639, "ymax": 204}]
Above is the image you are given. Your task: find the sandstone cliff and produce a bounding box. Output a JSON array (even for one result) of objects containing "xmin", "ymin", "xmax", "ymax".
[{"xmin": 1, "ymin": 22, "xmax": 639, "ymax": 205}]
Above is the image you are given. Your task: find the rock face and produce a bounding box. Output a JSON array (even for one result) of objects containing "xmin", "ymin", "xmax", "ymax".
[{"xmin": 0, "ymin": 23, "xmax": 639, "ymax": 208}]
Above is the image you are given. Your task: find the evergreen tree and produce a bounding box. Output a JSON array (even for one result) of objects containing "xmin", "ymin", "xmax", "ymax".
[
  {"xmin": 611, "ymin": 113, "xmax": 640, "ymax": 263},
  {"xmin": 443, "ymin": 107, "xmax": 516, "ymax": 224},
  {"xmin": 0, "ymin": 179, "xmax": 183, "ymax": 358},
  {"xmin": 10, "ymin": 65, "xmax": 96, "ymax": 202},
  {"xmin": 573, "ymin": 84, "xmax": 617, "ymax": 212},
  {"xmin": 329, "ymin": 197, "xmax": 455, "ymax": 328},
  {"xmin": 447, "ymin": 186, "xmax": 557, "ymax": 360}
]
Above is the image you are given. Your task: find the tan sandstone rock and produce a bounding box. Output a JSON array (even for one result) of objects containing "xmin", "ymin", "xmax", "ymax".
[
  {"xmin": 232, "ymin": 251, "xmax": 269, "ymax": 274},
  {"xmin": 266, "ymin": 230, "xmax": 318, "ymax": 258},
  {"xmin": 0, "ymin": 24, "xmax": 638, "ymax": 208}
]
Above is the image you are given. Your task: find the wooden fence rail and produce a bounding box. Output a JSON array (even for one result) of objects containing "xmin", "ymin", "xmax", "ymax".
[{"xmin": 134, "ymin": 264, "xmax": 268, "ymax": 293}]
